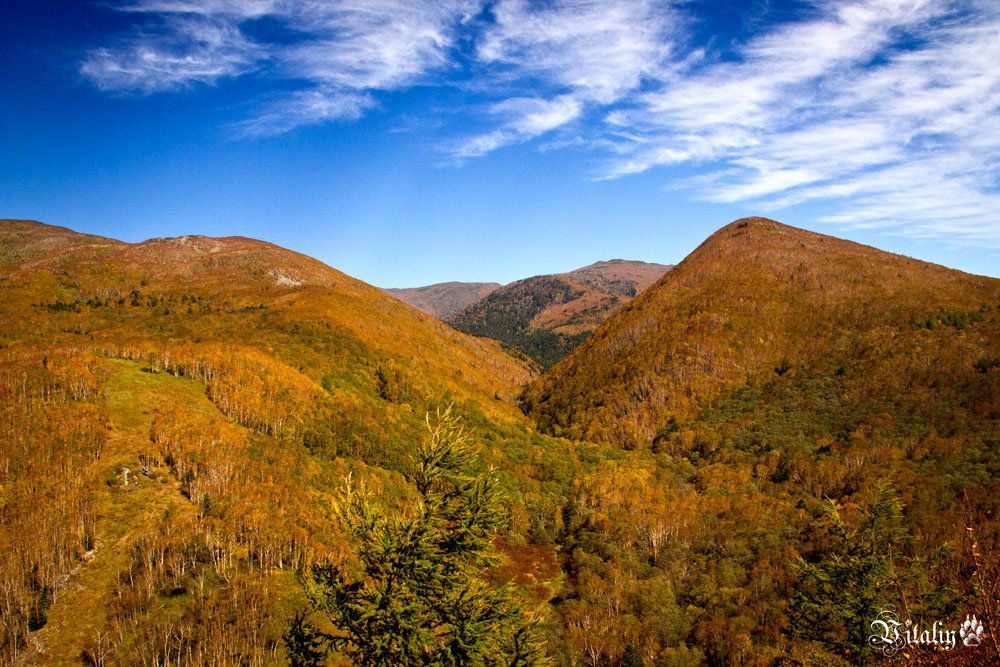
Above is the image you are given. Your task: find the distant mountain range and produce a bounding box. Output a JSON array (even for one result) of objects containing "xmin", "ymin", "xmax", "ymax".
[
  {"xmin": 384, "ymin": 281, "xmax": 501, "ymax": 320},
  {"xmin": 387, "ymin": 259, "xmax": 672, "ymax": 369}
]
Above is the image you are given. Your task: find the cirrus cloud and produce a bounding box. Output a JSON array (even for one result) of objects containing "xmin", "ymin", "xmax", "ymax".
[
  {"xmin": 82, "ymin": 0, "xmax": 478, "ymax": 134},
  {"xmin": 82, "ymin": 0, "xmax": 1000, "ymax": 246}
]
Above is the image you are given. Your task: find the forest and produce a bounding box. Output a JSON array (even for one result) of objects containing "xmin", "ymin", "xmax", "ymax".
[
  {"xmin": 1, "ymin": 218, "xmax": 999, "ymax": 665},
  {"xmin": 447, "ymin": 275, "xmax": 593, "ymax": 369}
]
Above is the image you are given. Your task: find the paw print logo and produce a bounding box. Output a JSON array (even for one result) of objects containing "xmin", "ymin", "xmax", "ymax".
[{"xmin": 960, "ymin": 615, "xmax": 985, "ymax": 647}]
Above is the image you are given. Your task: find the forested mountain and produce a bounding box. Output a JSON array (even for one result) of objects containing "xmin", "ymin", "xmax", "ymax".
[
  {"xmin": 519, "ymin": 217, "xmax": 1000, "ymax": 664},
  {"xmin": 0, "ymin": 220, "xmax": 531, "ymax": 399},
  {"xmin": 0, "ymin": 219, "xmax": 567, "ymax": 664},
  {"xmin": 523, "ymin": 217, "xmax": 1000, "ymax": 447},
  {"xmin": 384, "ymin": 281, "xmax": 501, "ymax": 320},
  {"xmin": 5, "ymin": 217, "xmax": 1000, "ymax": 666},
  {"xmin": 446, "ymin": 259, "xmax": 672, "ymax": 369}
]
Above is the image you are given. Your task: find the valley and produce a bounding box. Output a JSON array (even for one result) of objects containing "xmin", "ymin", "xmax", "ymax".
[
  {"xmin": 2, "ymin": 217, "xmax": 999, "ymax": 665},
  {"xmin": 392, "ymin": 260, "xmax": 672, "ymax": 369}
]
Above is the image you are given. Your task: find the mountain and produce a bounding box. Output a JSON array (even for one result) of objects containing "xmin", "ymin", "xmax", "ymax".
[
  {"xmin": 446, "ymin": 259, "xmax": 672, "ymax": 369},
  {"xmin": 0, "ymin": 220, "xmax": 533, "ymax": 401},
  {"xmin": 522, "ymin": 217, "xmax": 1000, "ymax": 447},
  {"xmin": 7, "ymin": 216, "xmax": 1000, "ymax": 665},
  {"xmin": 518, "ymin": 217, "xmax": 1000, "ymax": 664},
  {"xmin": 0, "ymin": 218, "xmax": 122, "ymax": 263},
  {"xmin": 0, "ymin": 220, "xmax": 569, "ymax": 664},
  {"xmin": 384, "ymin": 281, "xmax": 501, "ymax": 320}
]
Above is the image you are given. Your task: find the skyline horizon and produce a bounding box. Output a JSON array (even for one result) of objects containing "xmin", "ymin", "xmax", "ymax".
[
  {"xmin": 3, "ymin": 0, "xmax": 998, "ymax": 287},
  {"xmin": 7, "ymin": 214, "xmax": 997, "ymax": 290}
]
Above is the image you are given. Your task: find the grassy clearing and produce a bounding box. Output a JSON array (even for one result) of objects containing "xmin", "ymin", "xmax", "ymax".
[{"xmin": 26, "ymin": 360, "xmax": 218, "ymax": 664}]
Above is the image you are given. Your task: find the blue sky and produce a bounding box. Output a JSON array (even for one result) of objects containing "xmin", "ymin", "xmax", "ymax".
[{"xmin": 1, "ymin": 0, "xmax": 998, "ymax": 287}]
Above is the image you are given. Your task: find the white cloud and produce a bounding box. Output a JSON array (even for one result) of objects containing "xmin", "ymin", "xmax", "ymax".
[
  {"xmin": 82, "ymin": 0, "xmax": 476, "ymax": 133},
  {"xmin": 280, "ymin": 1, "xmax": 474, "ymax": 90},
  {"xmin": 81, "ymin": 0, "xmax": 1000, "ymax": 246},
  {"xmin": 230, "ymin": 86, "xmax": 377, "ymax": 137},
  {"xmin": 452, "ymin": 94, "xmax": 583, "ymax": 156},
  {"xmin": 598, "ymin": 0, "xmax": 1000, "ymax": 244},
  {"xmin": 708, "ymin": 167, "xmax": 821, "ymax": 203},
  {"xmin": 478, "ymin": 0, "xmax": 676, "ymax": 104},
  {"xmin": 451, "ymin": 130, "xmax": 512, "ymax": 159},
  {"xmin": 455, "ymin": 0, "xmax": 679, "ymax": 155},
  {"xmin": 499, "ymin": 95, "xmax": 582, "ymax": 136},
  {"xmin": 81, "ymin": 14, "xmax": 264, "ymax": 92}
]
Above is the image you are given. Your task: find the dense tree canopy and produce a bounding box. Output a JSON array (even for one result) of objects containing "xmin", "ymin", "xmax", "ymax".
[{"xmin": 2, "ymin": 218, "xmax": 1000, "ymax": 665}]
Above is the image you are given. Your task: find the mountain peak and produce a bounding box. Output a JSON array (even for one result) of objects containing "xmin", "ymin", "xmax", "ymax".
[
  {"xmin": 522, "ymin": 217, "xmax": 1000, "ymax": 447},
  {"xmin": 701, "ymin": 216, "xmax": 824, "ymax": 250},
  {"xmin": 445, "ymin": 259, "xmax": 673, "ymax": 369}
]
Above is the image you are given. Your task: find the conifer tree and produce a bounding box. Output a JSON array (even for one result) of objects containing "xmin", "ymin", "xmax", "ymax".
[
  {"xmin": 791, "ymin": 484, "xmax": 954, "ymax": 662},
  {"xmin": 301, "ymin": 407, "xmax": 547, "ymax": 666}
]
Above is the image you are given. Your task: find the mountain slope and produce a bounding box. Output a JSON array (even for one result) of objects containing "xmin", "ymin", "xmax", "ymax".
[
  {"xmin": 385, "ymin": 281, "xmax": 501, "ymax": 320},
  {"xmin": 0, "ymin": 220, "xmax": 533, "ymax": 402},
  {"xmin": 515, "ymin": 217, "xmax": 1000, "ymax": 665},
  {"xmin": 447, "ymin": 259, "xmax": 672, "ymax": 369},
  {"xmin": 0, "ymin": 219, "xmax": 574, "ymax": 664},
  {"xmin": 522, "ymin": 217, "xmax": 1000, "ymax": 447}
]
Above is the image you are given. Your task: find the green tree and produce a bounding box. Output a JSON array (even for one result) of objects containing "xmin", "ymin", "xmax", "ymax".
[
  {"xmin": 791, "ymin": 484, "xmax": 953, "ymax": 663},
  {"xmin": 284, "ymin": 611, "xmax": 328, "ymax": 666},
  {"xmin": 304, "ymin": 407, "xmax": 547, "ymax": 666}
]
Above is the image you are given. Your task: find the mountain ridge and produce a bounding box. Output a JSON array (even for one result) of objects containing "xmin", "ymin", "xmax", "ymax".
[
  {"xmin": 384, "ymin": 281, "xmax": 502, "ymax": 320},
  {"xmin": 0, "ymin": 218, "xmax": 537, "ymax": 410},
  {"xmin": 444, "ymin": 259, "xmax": 673, "ymax": 369},
  {"xmin": 522, "ymin": 216, "xmax": 1000, "ymax": 446}
]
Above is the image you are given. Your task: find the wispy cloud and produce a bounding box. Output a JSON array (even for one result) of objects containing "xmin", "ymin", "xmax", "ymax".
[
  {"xmin": 454, "ymin": 0, "xmax": 678, "ymax": 155},
  {"xmin": 82, "ymin": 0, "xmax": 477, "ymax": 134},
  {"xmin": 452, "ymin": 94, "xmax": 583, "ymax": 158},
  {"xmin": 599, "ymin": 0, "xmax": 1000, "ymax": 242},
  {"xmin": 81, "ymin": 13, "xmax": 265, "ymax": 92},
  {"xmin": 229, "ymin": 86, "xmax": 377, "ymax": 138},
  {"xmin": 82, "ymin": 0, "xmax": 1000, "ymax": 245}
]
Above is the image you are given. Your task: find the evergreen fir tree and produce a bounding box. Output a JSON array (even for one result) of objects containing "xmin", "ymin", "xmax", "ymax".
[{"xmin": 304, "ymin": 407, "xmax": 547, "ymax": 666}]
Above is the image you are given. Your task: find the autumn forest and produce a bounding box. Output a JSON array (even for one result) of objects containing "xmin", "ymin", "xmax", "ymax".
[{"xmin": 2, "ymin": 216, "xmax": 1000, "ymax": 666}]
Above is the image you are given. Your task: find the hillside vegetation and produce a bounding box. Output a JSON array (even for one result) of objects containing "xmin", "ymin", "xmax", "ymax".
[
  {"xmin": 384, "ymin": 281, "xmax": 501, "ymax": 320},
  {"xmin": 4, "ymin": 217, "xmax": 1000, "ymax": 665},
  {"xmin": 519, "ymin": 217, "xmax": 1000, "ymax": 664},
  {"xmin": 447, "ymin": 260, "xmax": 672, "ymax": 369},
  {"xmin": 0, "ymin": 220, "xmax": 578, "ymax": 664}
]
